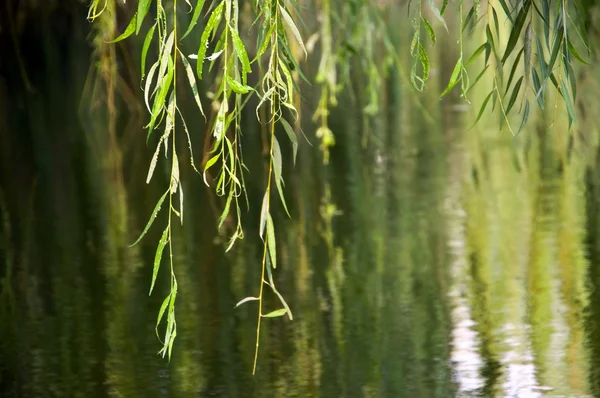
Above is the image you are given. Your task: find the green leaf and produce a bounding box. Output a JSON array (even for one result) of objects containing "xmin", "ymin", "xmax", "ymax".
[
  {"xmin": 516, "ymin": 99, "xmax": 530, "ymax": 136},
  {"xmin": 471, "ymin": 91, "xmax": 493, "ymax": 128},
  {"xmin": 107, "ymin": 13, "xmax": 137, "ymax": 43},
  {"xmin": 532, "ymin": 67, "xmax": 544, "ymax": 109},
  {"xmin": 141, "ymin": 23, "xmax": 157, "ymax": 78},
  {"xmin": 203, "ymin": 154, "xmax": 220, "ymax": 186},
  {"xmin": 504, "ymin": 47, "xmax": 524, "ymax": 96},
  {"xmin": 418, "ymin": 43, "xmax": 430, "ymax": 82},
  {"xmin": 264, "ymin": 259, "xmax": 293, "ymax": 320},
  {"xmin": 254, "ymin": 24, "xmax": 275, "ymax": 61},
  {"xmin": 144, "ymin": 62, "xmax": 159, "ymax": 112},
  {"xmin": 462, "ymin": 7, "xmax": 475, "ymax": 33},
  {"xmin": 266, "ymin": 214, "xmax": 277, "ymax": 269},
  {"xmin": 179, "ymin": 49, "xmax": 205, "ymax": 116},
  {"xmin": 426, "ymin": 0, "xmax": 448, "ymax": 32},
  {"xmin": 465, "ymin": 43, "xmax": 487, "ymax": 68},
  {"xmin": 136, "ymin": 0, "xmax": 152, "ymax": 34},
  {"xmin": 560, "ymin": 78, "xmax": 577, "ymax": 126},
  {"xmin": 279, "ymin": 5, "xmax": 307, "ymax": 57},
  {"xmin": 147, "ymin": 56, "xmax": 174, "ymax": 138},
  {"xmin": 567, "ymin": 39, "xmax": 589, "ymax": 64},
  {"xmin": 492, "ymin": 7, "xmax": 500, "ymax": 41},
  {"xmin": 422, "ymin": 17, "xmax": 436, "ymax": 44},
  {"xmin": 497, "ymin": 0, "xmax": 515, "ymax": 23},
  {"xmin": 501, "ymin": 2, "xmax": 530, "ymax": 64},
  {"xmin": 234, "ymin": 297, "xmax": 259, "ymax": 308},
  {"xmin": 524, "ymin": 22, "xmax": 532, "ymax": 84},
  {"xmin": 231, "ymin": 28, "xmax": 252, "ymax": 82},
  {"xmin": 272, "ymin": 137, "xmax": 290, "ymax": 217},
  {"xmin": 131, "ymin": 191, "xmax": 169, "ymax": 247},
  {"xmin": 227, "ymin": 76, "xmax": 253, "ymax": 94},
  {"xmin": 440, "ymin": 0, "xmax": 449, "ymax": 14},
  {"xmin": 440, "ymin": 58, "xmax": 462, "ymax": 98},
  {"xmin": 546, "ymin": 27, "xmax": 564, "ymax": 79},
  {"xmin": 279, "ymin": 118, "xmax": 298, "ymax": 166},
  {"xmin": 182, "ymin": 0, "xmax": 206, "ymax": 39},
  {"xmin": 263, "ymin": 308, "xmax": 287, "ymax": 318},
  {"xmin": 156, "ymin": 294, "xmax": 171, "ymax": 329},
  {"xmin": 505, "ymin": 75, "xmax": 524, "ymax": 115},
  {"xmin": 196, "ymin": 3, "xmax": 224, "ymax": 79},
  {"xmin": 259, "ymin": 192, "xmax": 268, "ymax": 239},
  {"xmin": 542, "ymin": 0, "xmax": 550, "ymax": 47},
  {"xmin": 150, "ymin": 227, "xmax": 169, "ymax": 294}
]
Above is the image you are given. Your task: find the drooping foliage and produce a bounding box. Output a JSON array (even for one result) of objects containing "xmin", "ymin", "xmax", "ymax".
[{"xmin": 85, "ymin": 0, "xmax": 593, "ymax": 371}]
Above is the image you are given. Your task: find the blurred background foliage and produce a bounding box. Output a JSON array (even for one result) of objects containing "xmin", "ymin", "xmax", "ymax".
[{"xmin": 3, "ymin": 0, "xmax": 600, "ymax": 396}]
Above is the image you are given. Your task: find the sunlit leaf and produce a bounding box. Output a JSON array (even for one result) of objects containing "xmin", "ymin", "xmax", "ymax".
[
  {"xmin": 422, "ymin": 17, "xmax": 436, "ymax": 44},
  {"xmin": 279, "ymin": 118, "xmax": 298, "ymax": 166},
  {"xmin": 227, "ymin": 76, "xmax": 253, "ymax": 94},
  {"xmin": 263, "ymin": 309, "xmax": 287, "ymax": 318},
  {"xmin": 259, "ymin": 192, "xmax": 268, "ymax": 239},
  {"xmin": 501, "ymin": 2, "xmax": 530, "ymax": 64},
  {"xmin": 272, "ymin": 137, "xmax": 290, "ymax": 217},
  {"xmin": 266, "ymin": 214, "xmax": 276, "ymax": 269},
  {"xmin": 141, "ymin": 23, "xmax": 157, "ymax": 78},
  {"xmin": 203, "ymin": 154, "xmax": 220, "ymax": 186},
  {"xmin": 150, "ymin": 227, "xmax": 169, "ymax": 294},
  {"xmin": 182, "ymin": 0, "xmax": 206, "ymax": 39},
  {"xmin": 136, "ymin": 0, "xmax": 152, "ymax": 34},
  {"xmin": 465, "ymin": 43, "xmax": 487, "ymax": 67},
  {"xmin": 130, "ymin": 191, "xmax": 169, "ymax": 247},
  {"xmin": 440, "ymin": 58, "xmax": 462, "ymax": 98},
  {"xmin": 426, "ymin": 0, "xmax": 448, "ymax": 32},
  {"xmin": 235, "ymin": 297, "xmax": 259, "ymax": 308},
  {"xmin": 279, "ymin": 5, "xmax": 307, "ymax": 57},
  {"xmin": 107, "ymin": 13, "xmax": 137, "ymax": 43},
  {"xmin": 179, "ymin": 49, "xmax": 205, "ymax": 116},
  {"xmin": 196, "ymin": 3, "xmax": 224, "ymax": 79}
]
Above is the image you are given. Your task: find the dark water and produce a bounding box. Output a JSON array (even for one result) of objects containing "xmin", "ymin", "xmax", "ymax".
[
  {"xmin": 2, "ymin": 9, "xmax": 600, "ymax": 398},
  {"xmin": 3, "ymin": 112, "xmax": 600, "ymax": 398}
]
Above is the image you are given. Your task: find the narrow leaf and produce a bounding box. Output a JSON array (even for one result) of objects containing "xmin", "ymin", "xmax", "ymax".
[
  {"xmin": 422, "ymin": 17, "xmax": 436, "ymax": 44},
  {"xmin": 141, "ymin": 23, "xmax": 157, "ymax": 78},
  {"xmin": 227, "ymin": 76, "xmax": 253, "ymax": 94},
  {"xmin": 440, "ymin": 58, "xmax": 462, "ymax": 98},
  {"xmin": 259, "ymin": 192, "xmax": 268, "ymax": 239},
  {"xmin": 505, "ymin": 47, "xmax": 524, "ymax": 96},
  {"xmin": 279, "ymin": 5, "xmax": 307, "ymax": 57},
  {"xmin": 426, "ymin": 0, "xmax": 449, "ymax": 32},
  {"xmin": 182, "ymin": 0, "xmax": 206, "ymax": 39},
  {"xmin": 471, "ymin": 91, "xmax": 493, "ymax": 127},
  {"xmin": 266, "ymin": 214, "xmax": 277, "ymax": 269},
  {"xmin": 516, "ymin": 100, "xmax": 530, "ymax": 136},
  {"xmin": 130, "ymin": 191, "xmax": 168, "ymax": 247},
  {"xmin": 465, "ymin": 43, "xmax": 487, "ymax": 67},
  {"xmin": 235, "ymin": 297, "xmax": 259, "ymax": 308},
  {"xmin": 107, "ymin": 14, "xmax": 137, "ymax": 43},
  {"xmin": 179, "ymin": 49, "xmax": 205, "ymax": 116},
  {"xmin": 263, "ymin": 308, "xmax": 287, "ymax": 318},
  {"xmin": 505, "ymin": 75, "xmax": 524, "ymax": 114},
  {"xmin": 150, "ymin": 228, "xmax": 169, "ymax": 294},
  {"xmin": 136, "ymin": 0, "xmax": 152, "ymax": 34},
  {"xmin": 279, "ymin": 118, "xmax": 298, "ymax": 166},
  {"xmin": 501, "ymin": 3, "xmax": 529, "ymax": 64}
]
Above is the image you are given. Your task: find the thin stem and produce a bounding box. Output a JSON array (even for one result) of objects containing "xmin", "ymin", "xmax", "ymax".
[{"xmin": 253, "ymin": 98, "xmax": 277, "ymax": 375}]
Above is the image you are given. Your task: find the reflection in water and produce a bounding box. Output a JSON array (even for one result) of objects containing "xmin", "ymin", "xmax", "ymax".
[{"xmin": 1, "ymin": 16, "xmax": 600, "ymax": 397}]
